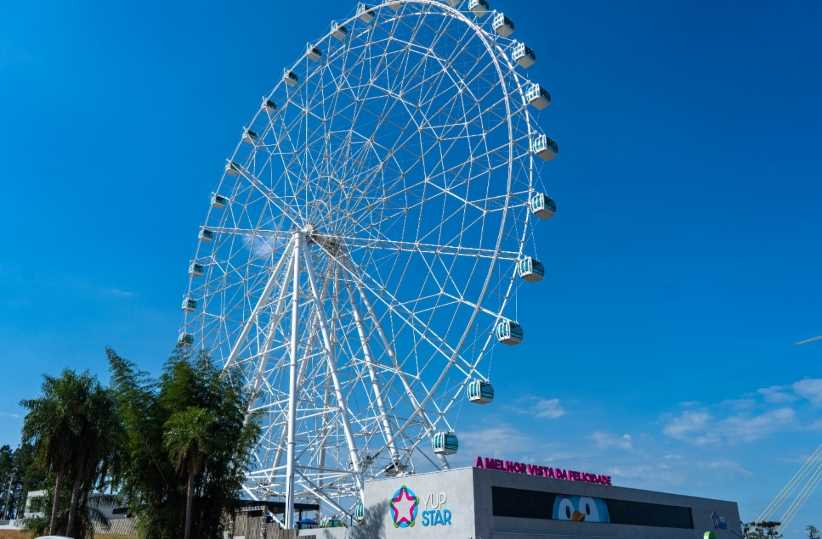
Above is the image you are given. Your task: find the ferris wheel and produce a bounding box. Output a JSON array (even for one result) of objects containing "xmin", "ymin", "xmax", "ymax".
[{"xmin": 180, "ymin": 0, "xmax": 558, "ymax": 527}]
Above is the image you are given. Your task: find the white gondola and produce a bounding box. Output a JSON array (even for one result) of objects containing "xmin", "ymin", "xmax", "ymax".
[
  {"xmin": 330, "ymin": 21, "xmax": 348, "ymax": 41},
  {"xmin": 517, "ymin": 256, "xmax": 545, "ymax": 282},
  {"xmin": 492, "ymin": 12, "xmax": 514, "ymax": 37},
  {"xmin": 529, "ymin": 192, "xmax": 556, "ymax": 220},
  {"xmin": 357, "ymin": 3, "xmax": 375, "ymax": 22},
  {"xmin": 188, "ymin": 262, "xmax": 204, "ymax": 276},
  {"xmin": 445, "ymin": 0, "xmax": 462, "ymax": 7},
  {"xmin": 306, "ymin": 44, "xmax": 322, "ymax": 62},
  {"xmin": 181, "ymin": 297, "xmax": 197, "ymax": 312},
  {"xmin": 178, "ymin": 332, "xmax": 194, "ymax": 346},
  {"xmin": 512, "ymin": 41, "xmax": 536, "ymax": 68},
  {"xmin": 530, "ymin": 133, "xmax": 558, "ymax": 161},
  {"xmin": 495, "ymin": 319, "xmax": 523, "ymax": 345},
  {"xmin": 225, "ymin": 160, "xmax": 241, "ymax": 175},
  {"xmin": 387, "ymin": 0, "xmax": 402, "ymax": 11},
  {"xmin": 283, "ymin": 69, "xmax": 299, "ymax": 86},
  {"xmin": 467, "ymin": 380, "xmax": 495, "ymax": 404},
  {"xmin": 354, "ymin": 502, "xmax": 365, "ymax": 522},
  {"xmin": 468, "ymin": 0, "xmax": 489, "ymax": 17},
  {"xmin": 432, "ymin": 432, "xmax": 459, "ymax": 455},
  {"xmin": 525, "ymin": 83, "xmax": 551, "ymax": 110},
  {"xmin": 199, "ymin": 228, "xmax": 214, "ymax": 242},
  {"xmin": 261, "ymin": 97, "xmax": 277, "ymax": 112},
  {"xmin": 211, "ymin": 193, "xmax": 228, "ymax": 208},
  {"xmin": 242, "ymin": 128, "xmax": 258, "ymax": 145}
]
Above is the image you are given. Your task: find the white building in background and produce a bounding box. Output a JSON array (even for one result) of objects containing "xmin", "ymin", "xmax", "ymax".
[{"xmin": 24, "ymin": 489, "xmax": 46, "ymax": 519}]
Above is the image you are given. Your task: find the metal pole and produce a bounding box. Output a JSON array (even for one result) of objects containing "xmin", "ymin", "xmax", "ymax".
[
  {"xmin": 224, "ymin": 237, "xmax": 294, "ymax": 371},
  {"xmin": 284, "ymin": 233, "xmax": 301, "ymax": 529},
  {"xmin": 345, "ymin": 280, "xmax": 400, "ymax": 465},
  {"xmin": 301, "ymin": 244, "xmax": 365, "ymax": 501}
]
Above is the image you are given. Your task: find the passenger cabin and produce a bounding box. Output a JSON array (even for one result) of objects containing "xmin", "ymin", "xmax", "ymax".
[
  {"xmin": 261, "ymin": 98, "xmax": 277, "ymax": 112},
  {"xmin": 432, "ymin": 432, "xmax": 459, "ymax": 455},
  {"xmin": 242, "ymin": 128, "xmax": 258, "ymax": 145},
  {"xmin": 306, "ymin": 44, "xmax": 322, "ymax": 62},
  {"xmin": 354, "ymin": 502, "xmax": 365, "ymax": 522},
  {"xmin": 492, "ymin": 12, "xmax": 514, "ymax": 37},
  {"xmin": 181, "ymin": 297, "xmax": 197, "ymax": 312},
  {"xmin": 331, "ymin": 21, "xmax": 348, "ymax": 41},
  {"xmin": 199, "ymin": 228, "xmax": 215, "ymax": 242},
  {"xmin": 178, "ymin": 332, "xmax": 194, "ymax": 346},
  {"xmin": 525, "ymin": 83, "xmax": 551, "ymax": 109},
  {"xmin": 445, "ymin": 0, "xmax": 461, "ymax": 7},
  {"xmin": 518, "ymin": 256, "xmax": 545, "ymax": 282},
  {"xmin": 357, "ymin": 3, "xmax": 375, "ymax": 22},
  {"xmin": 189, "ymin": 262, "xmax": 204, "ymax": 276},
  {"xmin": 225, "ymin": 161, "xmax": 241, "ymax": 175},
  {"xmin": 529, "ymin": 192, "xmax": 556, "ymax": 220},
  {"xmin": 387, "ymin": 0, "xmax": 402, "ymax": 11},
  {"xmin": 495, "ymin": 319, "xmax": 523, "ymax": 345},
  {"xmin": 468, "ymin": 0, "xmax": 489, "ymax": 17},
  {"xmin": 211, "ymin": 193, "xmax": 228, "ymax": 208},
  {"xmin": 512, "ymin": 41, "xmax": 536, "ymax": 68},
  {"xmin": 467, "ymin": 380, "xmax": 495, "ymax": 404},
  {"xmin": 530, "ymin": 134, "xmax": 558, "ymax": 161},
  {"xmin": 283, "ymin": 70, "xmax": 299, "ymax": 86}
]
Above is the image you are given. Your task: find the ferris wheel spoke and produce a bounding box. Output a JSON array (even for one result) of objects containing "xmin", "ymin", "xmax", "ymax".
[{"xmin": 301, "ymin": 237, "xmax": 365, "ymax": 493}]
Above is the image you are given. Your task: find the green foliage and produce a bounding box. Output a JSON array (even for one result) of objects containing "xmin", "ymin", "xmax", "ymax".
[
  {"xmin": 108, "ymin": 346, "xmax": 260, "ymax": 539},
  {"xmin": 808, "ymin": 525, "xmax": 820, "ymax": 539},
  {"xmin": 20, "ymin": 369, "xmax": 122, "ymax": 538}
]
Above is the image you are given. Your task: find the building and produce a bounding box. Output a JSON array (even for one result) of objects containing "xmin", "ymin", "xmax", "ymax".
[{"xmin": 355, "ymin": 462, "xmax": 741, "ymax": 539}]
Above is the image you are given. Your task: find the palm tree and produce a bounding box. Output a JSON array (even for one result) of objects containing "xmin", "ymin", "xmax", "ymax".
[
  {"xmin": 65, "ymin": 384, "xmax": 122, "ymax": 537},
  {"xmin": 21, "ymin": 370, "xmax": 123, "ymax": 538},
  {"xmin": 163, "ymin": 406, "xmax": 215, "ymax": 539},
  {"xmin": 21, "ymin": 371, "xmax": 90, "ymax": 533}
]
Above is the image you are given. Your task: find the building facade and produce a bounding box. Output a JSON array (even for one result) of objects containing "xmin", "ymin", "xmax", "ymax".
[{"xmin": 361, "ymin": 466, "xmax": 741, "ymax": 539}]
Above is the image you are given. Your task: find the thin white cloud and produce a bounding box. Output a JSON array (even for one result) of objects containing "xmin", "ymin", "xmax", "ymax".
[
  {"xmin": 722, "ymin": 408, "xmax": 796, "ymax": 442},
  {"xmin": 663, "ymin": 410, "xmax": 717, "ymax": 445},
  {"xmin": 793, "ymin": 378, "xmax": 822, "ymax": 405},
  {"xmin": 510, "ymin": 395, "xmax": 566, "ymax": 420},
  {"xmin": 0, "ymin": 411, "xmax": 22, "ymax": 420},
  {"xmin": 663, "ymin": 408, "xmax": 796, "ymax": 445},
  {"xmin": 758, "ymin": 385, "xmax": 798, "ymax": 404},
  {"xmin": 530, "ymin": 398, "xmax": 566, "ymax": 419},
  {"xmin": 591, "ymin": 431, "xmax": 633, "ymax": 451},
  {"xmin": 697, "ymin": 459, "xmax": 752, "ymax": 477},
  {"xmin": 244, "ymin": 233, "xmax": 287, "ymax": 259},
  {"xmin": 458, "ymin": 426, "xmax": 534, "ymax": 458},
  {"xmin": 103, "ymin": 287, "xmax": 136, "ymax": 299}
]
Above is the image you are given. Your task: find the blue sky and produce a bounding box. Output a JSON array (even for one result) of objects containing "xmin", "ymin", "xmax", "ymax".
[{"xmin": 1, "ymin": 0, "xmax": 821, "ymax": 533}]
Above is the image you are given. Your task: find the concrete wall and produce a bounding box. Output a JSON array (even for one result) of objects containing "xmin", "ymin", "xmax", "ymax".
[
  {"xmin": 474, "ymin": 468, "xmax": 741, "ymax": 539},
  {"xmin": 363, "ymin": 467, "xmax": 478, "ymax": 538}
]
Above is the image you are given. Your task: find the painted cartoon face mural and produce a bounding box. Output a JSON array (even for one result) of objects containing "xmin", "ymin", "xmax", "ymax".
[{"xmin": 552, "ymin": 495, "xmax": 610, "ymax": 523}]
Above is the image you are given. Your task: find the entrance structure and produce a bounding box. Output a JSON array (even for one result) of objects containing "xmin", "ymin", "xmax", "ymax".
[{"xmin": 361, "ymin": 467, "xmax": 742, "ymax": 539}]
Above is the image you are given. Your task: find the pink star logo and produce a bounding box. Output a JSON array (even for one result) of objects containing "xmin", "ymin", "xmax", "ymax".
[{"xmin": 390, "ymin": 485, "xmax": 418, "ymax": 528}]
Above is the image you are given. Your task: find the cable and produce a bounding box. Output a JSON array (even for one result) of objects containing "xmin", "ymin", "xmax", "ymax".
[{"xmin": 756, "ymin": 444, "xmax": 822, "ymax": 521}]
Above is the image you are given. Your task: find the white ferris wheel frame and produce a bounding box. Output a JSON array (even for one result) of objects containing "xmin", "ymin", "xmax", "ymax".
[{"xmin": 181, "ymin": 0, "xmax": 555, "ymax": 528}]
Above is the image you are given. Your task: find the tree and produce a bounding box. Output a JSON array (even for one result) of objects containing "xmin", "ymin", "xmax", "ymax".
[
  {"xmin": 21, "ymin": 370, "xmax": 90, "ymax": 533},
  {"xmin": 20, "ymin": 370, "xmax": 122, "ymax": 538},
  {"xmin": 808, "ymin": 525, "xmax": 820, "ymax": 539},
  {"xmin": 109, "ymin": 346, "xmax": 260, "ymax": 539},
  {"xmin": 164, "ymin": 407, "xmax": 216, "ymax": 539},
  {"xmin": 0, "ymin": 445, "xmax": 13, "ymax": 518}
]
